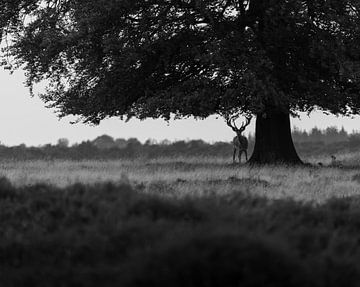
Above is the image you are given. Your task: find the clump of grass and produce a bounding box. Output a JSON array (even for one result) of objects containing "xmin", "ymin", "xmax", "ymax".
[
  {"xmin": 0, "ymin": 176, "xmax": 17, "ymax": 199},
  {"xmin": 351, "ymin": 173, "xmax": 360, "ymax": 183}
]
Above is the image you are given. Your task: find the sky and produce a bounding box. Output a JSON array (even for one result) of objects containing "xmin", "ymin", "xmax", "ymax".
[{"xmin": 1, "ymin": 69, "xmax": 360, "ymax": 147}]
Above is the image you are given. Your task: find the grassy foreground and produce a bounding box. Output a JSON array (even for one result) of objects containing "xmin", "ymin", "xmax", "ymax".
[
  {"xmin": 0, "ymin": 154, "xmax": 360, "ymax": 202},
  {"xmin": 0, "ymin": 155, "xmax": 360, "ymax": 286}
]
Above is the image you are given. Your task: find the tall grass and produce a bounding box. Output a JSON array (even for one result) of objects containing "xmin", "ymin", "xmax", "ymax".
[{"xmin": 0, "ymin": 154, "xmax": 359, "ymax": 203}]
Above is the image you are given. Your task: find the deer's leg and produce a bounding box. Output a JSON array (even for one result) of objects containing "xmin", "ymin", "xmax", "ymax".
[
  {"xmin": 233, "ymin": 148, "xmax": 237, "ymax": 163},
  {"xmin": 238, "ymin": 150, "xmax": 242, "ymax": 163}
]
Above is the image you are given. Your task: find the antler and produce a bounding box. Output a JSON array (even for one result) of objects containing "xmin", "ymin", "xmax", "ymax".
[
  {"xmin": 226, "ymin": 114, "xmax": 239, "ymax": 132},
  {"xmin": 225, "ymin": 114, "xmax": 252, "ymax": 133},
  {"xmin": 239, "ymin": 115, "xmax": 252, "ymax": 132}
]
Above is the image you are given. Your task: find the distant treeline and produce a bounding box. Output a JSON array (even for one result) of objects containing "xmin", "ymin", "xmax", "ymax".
[
  {"xmin": 291, "ymin": 126, "xmax": 360, "ymax": 156},
  {"xmin": 292, "ymin": 126, "xmax": 351, "ymax": 144},
  {"xmin": 1, "ymin": 126, "xmax": 360, "ymax": 160}
]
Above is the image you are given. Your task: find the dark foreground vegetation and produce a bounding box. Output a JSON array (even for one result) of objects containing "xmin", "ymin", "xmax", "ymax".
[{"xmin": 0, "ymin": 177, "xmax": 360, "ymax": 286}]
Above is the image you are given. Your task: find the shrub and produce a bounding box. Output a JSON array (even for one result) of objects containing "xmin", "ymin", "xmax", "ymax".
[
  {"xmin": 0, "ymin": 179, "xmax": 360, "ymax": 286},
  {"xmin": 125, "ymin": 228, "xmax": 312, "ymax": 287}
]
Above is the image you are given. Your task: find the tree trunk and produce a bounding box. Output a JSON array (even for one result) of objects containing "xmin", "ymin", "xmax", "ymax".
[{"xmin": 248, "ymin": 108, "xmax": 303, "ymax": 165}]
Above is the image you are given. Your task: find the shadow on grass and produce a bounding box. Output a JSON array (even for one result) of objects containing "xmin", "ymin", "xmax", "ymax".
[{"xmin": 0, "ymin": 177, "xmax": 359, "ymax": 286}]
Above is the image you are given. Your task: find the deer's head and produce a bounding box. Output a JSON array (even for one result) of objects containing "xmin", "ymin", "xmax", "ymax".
[{"xmin": 226, "ymin": 115, "xmax": 252, "ymax": 136}]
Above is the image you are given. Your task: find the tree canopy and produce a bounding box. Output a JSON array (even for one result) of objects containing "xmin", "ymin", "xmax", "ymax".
[{"xmin": 1, "ymin": 0, "xmax": 360, "ymax": 125}]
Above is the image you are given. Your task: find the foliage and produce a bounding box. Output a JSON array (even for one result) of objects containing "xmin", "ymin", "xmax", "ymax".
[
  {"xmin": 0, "ymin": 125, "xmax": 360, "ymax": 160},
  {"xmin": 3, "ymin": 125, "xmax": 360, "ymax": 160},
  {"xmin": 292, "ymin": 126, "xmax": 349, "ymax": 144},
  {"xmin": 92, "ymin": 134, "xmax": 116, "ymax": 149},
  {"xmin": 0, "ymin": 177, "xmax": 360, "ymax": 286},
  {"xmin": 1, "ymin": 1, "xmax": 360, "ymax": 123},
  {"xmin": 56, "ymin": 138, "xmax": 69, "ymax": 148}
]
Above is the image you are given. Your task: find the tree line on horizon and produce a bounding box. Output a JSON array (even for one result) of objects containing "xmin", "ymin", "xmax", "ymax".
[
  {"xmin": 0, "ymin": 126, "xmax": 358, "ymax": 160},
  {"xmin": 85, "ymin": 126, "xmax": 360, "ymax": 148}
]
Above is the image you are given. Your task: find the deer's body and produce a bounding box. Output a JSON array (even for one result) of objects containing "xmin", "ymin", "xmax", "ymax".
[
  {"xmin": 330, "ymin": 155, "xmax": 343, "ymax": 167},
  {"xmin": 226, "ymin": 115, "xmax": 252, "ymax": 164},
  {"xmin": 233, "ymin": 134, "xmax": 248, "ymax": 163}
]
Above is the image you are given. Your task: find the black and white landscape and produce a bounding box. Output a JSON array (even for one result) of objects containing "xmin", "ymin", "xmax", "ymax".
[{"xmin": 0, "ymin": 1, "xmax": 360, "ymax": 286}]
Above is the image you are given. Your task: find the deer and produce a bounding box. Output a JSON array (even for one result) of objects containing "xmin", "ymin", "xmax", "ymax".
[
  {"xmin": 226, "ymin": 115, "xmax": 252, "ymax": 163},
  {"xmin": 330, "ymin": 155, "xmax": 343, "ymax": 168}
]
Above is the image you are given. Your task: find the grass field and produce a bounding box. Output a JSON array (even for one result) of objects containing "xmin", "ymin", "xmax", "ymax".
[
  {"xmin": 1, "ymin": 153, "xmax": 360, "ymax": 286},
  {"xmin": 1, "ymin": 153, "xmax": 360, "ymax": 202}
]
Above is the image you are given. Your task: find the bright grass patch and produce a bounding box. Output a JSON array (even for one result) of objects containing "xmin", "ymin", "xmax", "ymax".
[{"xmin": 0, "ymin": 155, "xmax": 359, "ymax": 202}]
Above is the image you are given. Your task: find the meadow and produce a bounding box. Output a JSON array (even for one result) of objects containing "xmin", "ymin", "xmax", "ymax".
[
  {"xmin": 1, "ymin": 153, "xmax": 360, "ymax": 202},
  {"xmin": 1, "ymin": 153, "xmax": 360, "ymax": 286}
]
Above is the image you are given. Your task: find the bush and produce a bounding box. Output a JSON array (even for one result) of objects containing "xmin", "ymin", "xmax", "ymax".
[
  {"xmin": 126, "ymin": 229, "xmax": 311, "ymax": 287},
  {"xmin": 0, "ymin": 179, "xmax": 360, "ymax": 286}
]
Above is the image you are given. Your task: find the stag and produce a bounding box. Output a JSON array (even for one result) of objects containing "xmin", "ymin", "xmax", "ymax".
[{"xmin": 226, "ymin": 115, "xmax": 252, "ymax": 163}]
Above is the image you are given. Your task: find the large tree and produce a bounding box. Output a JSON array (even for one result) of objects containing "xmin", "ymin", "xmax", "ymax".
[{"xmin": 1, "ymin": 0, "xmax": 360, "ymax": 164}]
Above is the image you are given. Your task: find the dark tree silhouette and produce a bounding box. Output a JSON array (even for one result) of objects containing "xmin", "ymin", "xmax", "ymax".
[
  {"xmin": 92, "ymin": 135, "xmax": 115, "ymax": 149},
  {"xmin": 57, "ymin": 138, "xmax": 69, "ymax": 148},
  {"xmin": 1, "ymin": 1, "xmax": 360, "ymax": 164}
]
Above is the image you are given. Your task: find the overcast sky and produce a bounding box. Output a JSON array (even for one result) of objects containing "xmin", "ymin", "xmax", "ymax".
[{"xmin": 0, "ymin": 69, "xmax": 359, "ymax": 146}]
